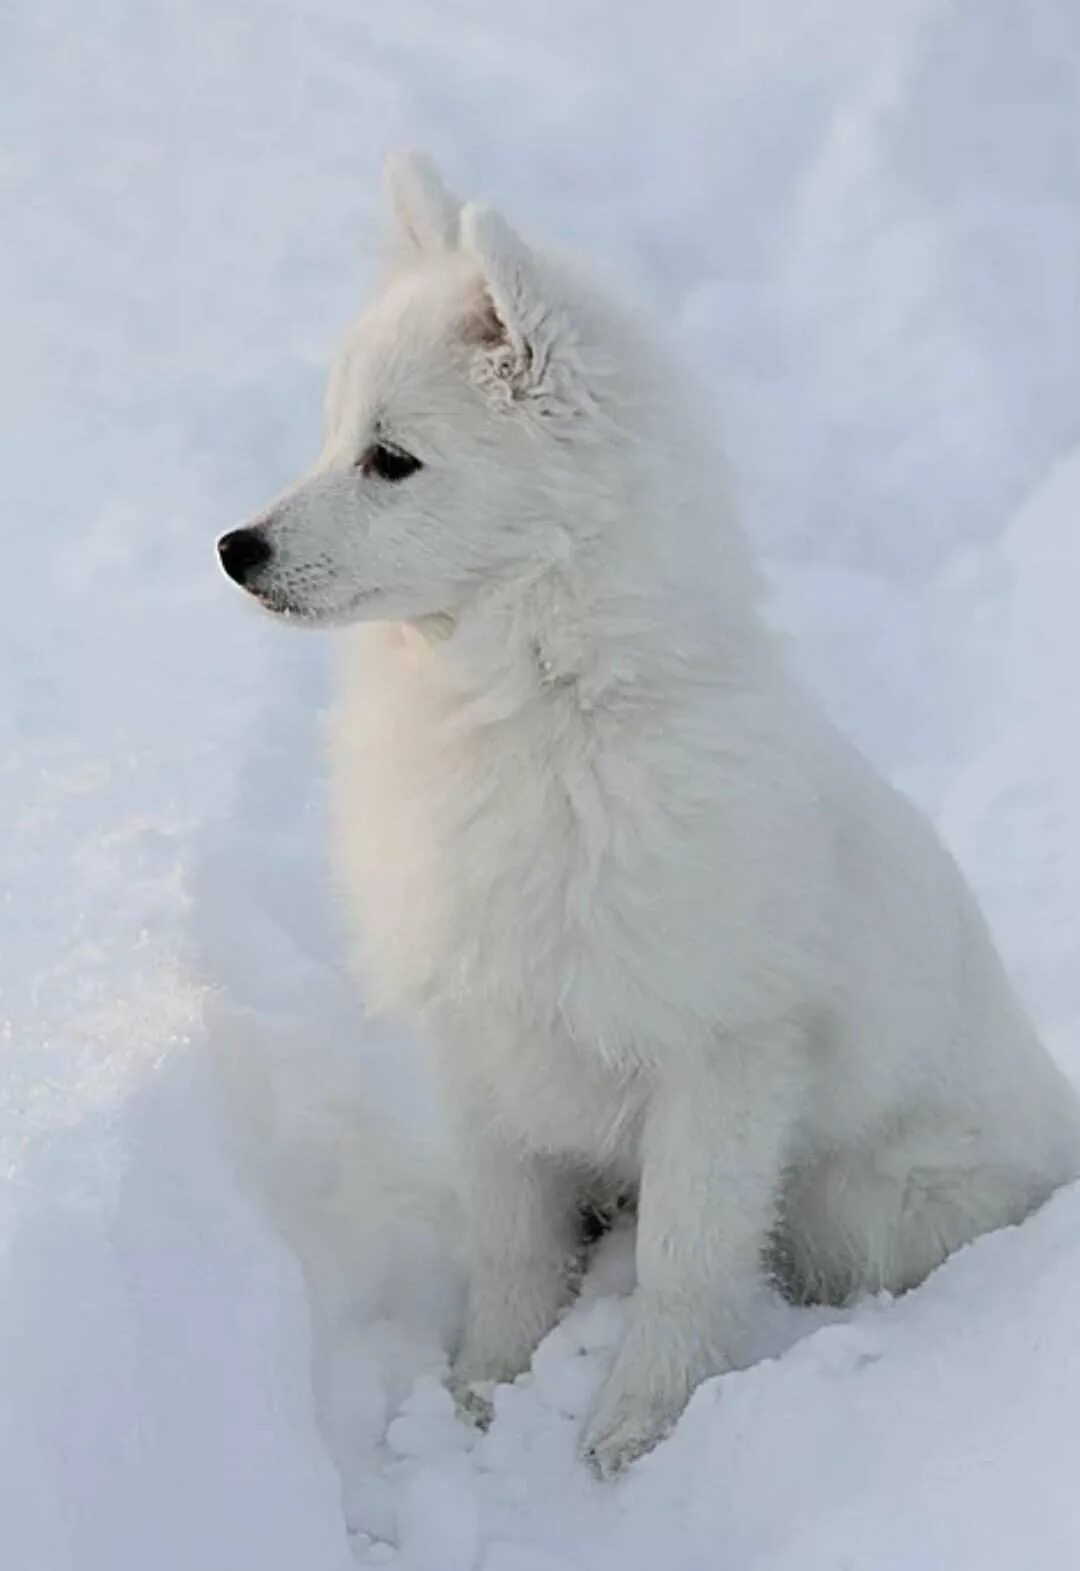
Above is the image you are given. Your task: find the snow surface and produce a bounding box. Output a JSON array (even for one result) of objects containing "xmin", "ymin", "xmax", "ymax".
[{"xmin": 3, "ymin": 1, "xmax": 1080, "ymax": 1567}]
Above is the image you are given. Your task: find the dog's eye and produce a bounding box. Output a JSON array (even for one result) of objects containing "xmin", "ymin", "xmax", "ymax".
[{"xmin": 361, "ymin": 443, "xmax": 423, "ymax": 483}]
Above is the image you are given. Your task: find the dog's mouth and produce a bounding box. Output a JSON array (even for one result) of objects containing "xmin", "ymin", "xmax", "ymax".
[
  {"xmin": 248, "ymin": 585, "xmax": 313, "ymax": 621},
  {"xmin": 248, "ymin": 581, "xmax": 383, "ymax": 627}
]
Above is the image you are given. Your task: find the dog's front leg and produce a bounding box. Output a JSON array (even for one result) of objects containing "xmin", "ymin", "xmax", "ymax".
[
  {"xmin": 451, "ymin": 1117, "xmax": 578, "ymax": 1399},
  {"xmin": 582, "ymin": 1031, "xmax": 799, "ymax": 1474}
]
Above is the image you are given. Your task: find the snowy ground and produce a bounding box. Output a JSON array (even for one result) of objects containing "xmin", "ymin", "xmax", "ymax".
[{"xmin": 3, "ymin": 2, "xmax": 1080, "ymax": 1567}]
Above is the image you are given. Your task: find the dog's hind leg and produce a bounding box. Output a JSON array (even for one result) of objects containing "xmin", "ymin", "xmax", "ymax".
[{"xmin": 779, "ymin": 1132, "xmax": 1054, "ymax": 1306}]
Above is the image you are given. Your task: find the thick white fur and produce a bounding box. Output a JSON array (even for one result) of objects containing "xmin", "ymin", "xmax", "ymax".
[{"xmin": 232, "ymin": 153, "xmax": 1080, "ymax": 1472}]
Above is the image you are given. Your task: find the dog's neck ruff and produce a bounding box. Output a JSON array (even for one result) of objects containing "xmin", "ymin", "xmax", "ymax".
[{"xmin": 399, "ymin": 552, "xmax": 773, "ymax": 743}]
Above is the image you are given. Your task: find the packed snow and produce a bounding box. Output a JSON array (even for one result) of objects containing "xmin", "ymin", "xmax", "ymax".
[{"xmin": 3, "ymin": 1, "xmax": 1080, "ymax": 1567}]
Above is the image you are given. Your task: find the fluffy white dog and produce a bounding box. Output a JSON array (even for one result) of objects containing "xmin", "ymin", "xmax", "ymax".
[{"xmin": 218, "ymin": 153, "xmax": 1080, "ymax": 1473}]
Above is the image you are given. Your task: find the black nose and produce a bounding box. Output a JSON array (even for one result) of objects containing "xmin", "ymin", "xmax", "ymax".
[{"xmin": 218, "ymin": 528, "xmax": 272, "ymax": 584}]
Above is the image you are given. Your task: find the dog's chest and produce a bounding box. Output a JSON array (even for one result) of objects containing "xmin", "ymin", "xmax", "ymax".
[
  {"xmin": 455, "ymin": 1006, "xmax": 649, "ymax": 1166},
  {"xmin": 336, "ymin": 635, "xmax": 707, "ymax": 1073},
  {"xmin": 381, "ymin": 714, "xmax": 638, "ymax": 1036}
]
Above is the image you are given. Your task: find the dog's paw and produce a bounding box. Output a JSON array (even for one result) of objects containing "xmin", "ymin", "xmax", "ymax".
[
  {"xmin": 581, "ymin": 1408, "xmax": 668, "ymax": 1478},
  {"xmin": 448, "ymin": 1374, "xmax": 497, "ymax": 1431},
  {"xmin": 580, "ymin": 1372, "xmax": 680, "ymax": 1478}
]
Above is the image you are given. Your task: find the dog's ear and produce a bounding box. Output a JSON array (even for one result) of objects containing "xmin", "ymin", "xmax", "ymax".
[
  {"xmin": 459, "ymin": 202, "xmax": 573, "ymax": 407},
  {"xmin": 384, "ymin": 150, "xmax": 459, "ymax": 258}
]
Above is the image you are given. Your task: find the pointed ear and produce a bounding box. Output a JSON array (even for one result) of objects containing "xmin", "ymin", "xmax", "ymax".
[
  {"xmin": 459, "ymin": 202, "xmax": 548, "ymax": 352},
  {"xmin": 384, "ymin": 150, "xmax": 460, "ymax": 258},
  {"xmin": 459, "ymin": 202, "xmax": 574, "ymax": 406}
]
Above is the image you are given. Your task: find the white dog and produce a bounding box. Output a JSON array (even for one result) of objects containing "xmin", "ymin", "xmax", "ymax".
[{"xmin": 218, "ymin": 153, "xmax": 1080, "ymax": 1473}]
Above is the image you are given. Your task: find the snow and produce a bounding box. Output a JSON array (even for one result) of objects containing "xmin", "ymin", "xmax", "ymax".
[{"xmin": 3, "ymin": 0, "xmax": 1080, "ymax": 1566}]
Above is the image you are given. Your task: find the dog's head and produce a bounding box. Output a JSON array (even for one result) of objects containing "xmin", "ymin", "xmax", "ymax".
[{"xmin": 218, "ymin": 153, "xmax": 630, "ymax": 628}]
